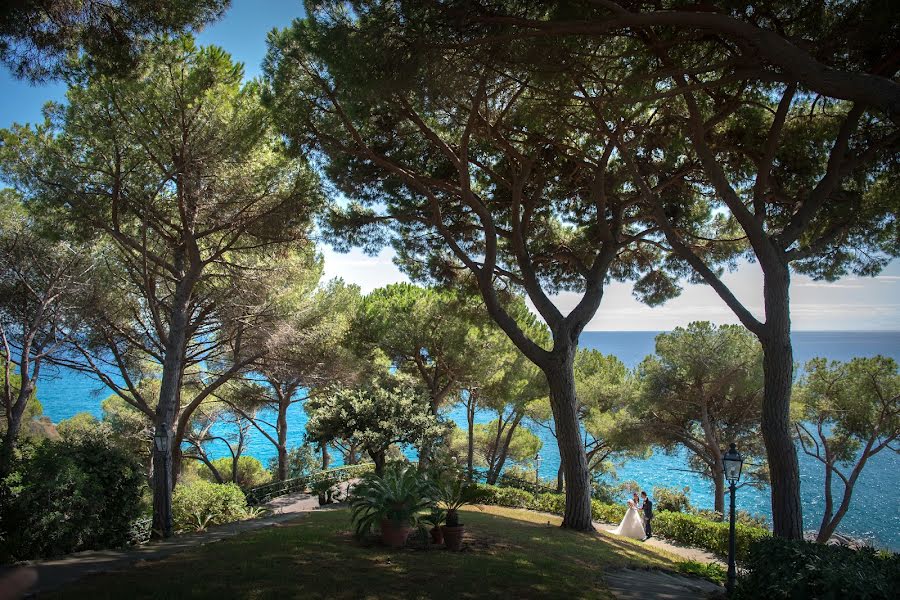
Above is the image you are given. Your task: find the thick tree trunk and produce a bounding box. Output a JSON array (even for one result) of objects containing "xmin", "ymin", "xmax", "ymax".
[
  {"xmin": 277, "ymin": 401, "xmax": 289, "ymax": 481},
  {"xmin": 151, "ymin": 276, "xmax": 193, "ymax": 539},
  {"xmin": 760, "ymin": 267, "xmax": 804, "ymax": 539},
  {"xmin": 322, "ymin": 444, "xmax": 330, "ymax": 470},
  {"xmin": 713, "ymin": 466, "xmax": 726, "ymax": 515},
  {"xmin": 370, "ymin": 449, "xmax": 386, "ymax": 476},
  {"xmin": 556, "ymin": 464, "xmax": 564, "ymax": 493},
  {"xmin": 545, "ymin": 348, "xmax": 594, "ymax": 531}
]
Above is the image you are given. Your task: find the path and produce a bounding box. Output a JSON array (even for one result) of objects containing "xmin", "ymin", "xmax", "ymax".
[
  {"xmin": 594, "ymin": 519, "xmax": 724, "ymax": 599},
  {"xmin": 8, "ymin": 485, "xmax": 350, "ymax": 597}
]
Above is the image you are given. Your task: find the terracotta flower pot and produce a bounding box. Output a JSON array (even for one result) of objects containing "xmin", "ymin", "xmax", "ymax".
[
  {"xmin": 430, "ymin": 525, "xmax": 444, "ymax": 545},
  {"xmin": 441, "ymin": 524, "xmax": 465, "ymax": 551},
  {"xmin": 380, "ymin": 519, "xmax": 412, "ymax": 548}
]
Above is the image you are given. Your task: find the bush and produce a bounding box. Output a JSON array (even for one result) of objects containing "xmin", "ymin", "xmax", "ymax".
[
  {"xmin": 268, "ymin": 444, "xmax": 321, "ymax": 480},
  {"xmin": 531, "ymin": 492, "xmax": 566, "ymax": 515},
  {"xmin": 474, "ymin": 484, "xmax": 534, "ymax": 508},
  {"xmin": 200, "ymin": 456, "xmax": 271, "ymax": 488},
  {"xmin": 653, "ymin": 511, "xmax": 769, "ymax": 562},
  {"xmin": 692, "ymin": 507, "xmax": 769, "ymax": 528},
  {"xmin": 734, "ymin": 537, "xmax": 900, "ymax": 600},
  {"xmin": 172, "ymin": 480, "xmax": 248, "ymax": 533},
  {"xmin": 591, "ymin": 500, "xmax": 626, "ymax": 524},
  {"xmin": 653, "ymin": 486, "xmax": 692, "ymax": 513},
  {"xmin": 676, "ymin": 560, "xmax": 726, "ymax": 584},
  {"xmin": 1, "ymin": 436, "xmax": 145, "ymax": 560}
]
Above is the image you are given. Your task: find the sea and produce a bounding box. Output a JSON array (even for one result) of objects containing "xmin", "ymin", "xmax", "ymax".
[{"xmin": 30, "ymin": 331, "xmax": 900, "ymax": 551}]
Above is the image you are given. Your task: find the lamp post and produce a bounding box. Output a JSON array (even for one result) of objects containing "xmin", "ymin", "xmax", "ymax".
[
  {"xmin": 534, "ymin": 453, "xmax": 542, "ymax": 493},
  {"xmin": 153, "ymin": 426, "xmax": 173, "ymax": 538},
  {"xmin": 722, "ymin": 443, "xmax": 744, "ymax": 595}
]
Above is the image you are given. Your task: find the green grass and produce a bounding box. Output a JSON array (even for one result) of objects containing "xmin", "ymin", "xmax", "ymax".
[{"xmin": 46, "ymin": 506, "xmax": 690, "ymax": 599}]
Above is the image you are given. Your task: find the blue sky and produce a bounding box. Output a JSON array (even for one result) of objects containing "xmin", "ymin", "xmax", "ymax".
[{"xmin": 1, "ymin": 0, "xmax": 897, "ymax": 331}]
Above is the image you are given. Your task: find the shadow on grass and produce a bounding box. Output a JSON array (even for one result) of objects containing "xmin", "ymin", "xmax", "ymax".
[{"xmin": 45, "ymin": 508, "xmax": 685, "ymax": 600}]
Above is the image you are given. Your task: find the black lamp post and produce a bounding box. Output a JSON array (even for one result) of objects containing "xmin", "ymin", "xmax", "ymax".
[
  {"xmin": 534, "ymin": 453, "xmax": 542, "ymax": 493},
  {"xmin": 722, "ymin": 443, "xmax": 744, "ymax": 595}
]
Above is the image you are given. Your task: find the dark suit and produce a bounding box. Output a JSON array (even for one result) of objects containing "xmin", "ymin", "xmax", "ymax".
[{"xmin": 641, "ymin": 498, "xmax": 653, "ymax": 538}]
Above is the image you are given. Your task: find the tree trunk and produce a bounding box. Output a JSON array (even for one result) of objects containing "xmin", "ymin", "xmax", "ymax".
[
  {"xmin": 321, "ymin": 444, "xmax": 330, "ymax": 470},
  {"xmin": 816, "ymin": 460, "xmax": 835, "ymax": 542},
  {"xmin": 370, "ymin": 449, "xmax": 386, "ymax": 476},
  {"xmin": 277, "ymin": 401, "xmax": 289, "ymax": 481},
  {"xmin": 713, "ymin": 466, "xmax": 726, "ymax": 515},
  {"xmin": 466, "ymin": 394, "xmax": 476, "ymax": 481},
  {"xmin": 0, "ymin": 383, "xmax": 33, "ymax": 476},
  {"xmin": 151, "ymin": 275, "xmax": 193, "ymax": 539},
  {"xmin": 556, "ymin": 464, "xmax": 564, "ymax": 494},
  {"xmin": 491, "ymin": 413, "xmax": 523, "ymax": 485},
  {"xmin": 545, "ymin": 348, "xmax": 594, "ymax": 531},
  {"xmin": 760, "ymin": 267, "xmax": 804, "ymax": 540}
]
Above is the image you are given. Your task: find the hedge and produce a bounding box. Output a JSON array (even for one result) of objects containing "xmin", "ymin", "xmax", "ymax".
[
  {"xmin": 734, "ymin": 537, "xmax": 899, "ymax": 599},
  {"xmin": 473, "ymin": 483, "xmax": 769, "ymax": 562},
  {"xmin": 653, "ymin": 511, "xmax": 769, "ymax": 563}
]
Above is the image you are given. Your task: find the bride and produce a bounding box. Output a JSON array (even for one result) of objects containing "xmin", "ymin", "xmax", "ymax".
[{"xmin": 608, "ymin": 493, "xmax": 645, "ymax": 539}]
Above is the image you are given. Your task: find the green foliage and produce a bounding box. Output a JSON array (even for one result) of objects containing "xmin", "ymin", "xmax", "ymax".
[
  {"xmin": 652, "ymin": 486, "xmax": 692, "ymax": 513},
  {"xmin": 676, "ymin": 560, "xmax": 726, "ymax": 585},
  {"xmin": 472, "ymin": 483, "xmax": 627, "ymax": 525},
  {"xmin": 200, "ymin": 456, "xmax": 271, "ymax": 489},
  {"xmin": 434, "ymin": 476, "xmax": 481, "ymax": 526},
  {"xmin": 348, "ymin": 465, "xmax": 434, "ymax": 536},
  {"xmin": 734, "ymin": 537, "xmax": 900, "ymax": 600},
  {"xmin": 306, "ymin": 383, "xmax": 445, "ymax": 470},
  {"xmin": 1, "ymin": 437, "xmax": 145, "ymax": 560},
  {"xmin": 269, "ymin": 444, "xmax": 322, "ymax": 480},
  {"xmin": 172, "ymin": 480, "xmax": 248, "ymax": 533},
  {"xmin": 591, "ymin": 501, "xmax": 627, "ymax": 525},
  {"xmin": 653, "ymin": 512, "xmax": 770, "ymax": 563},
  {"xmin": 473, "ymin": 484, "xmax": 533, "ymax": 508},
  {"xmin": 634, "ymin": 323, "xmax": 767, "ymax": 505}
]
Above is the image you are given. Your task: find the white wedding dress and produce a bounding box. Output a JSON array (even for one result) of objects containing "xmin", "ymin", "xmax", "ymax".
[{"xmin": 608, "ymin": 500, "xmax": 645, "ymax": 539}]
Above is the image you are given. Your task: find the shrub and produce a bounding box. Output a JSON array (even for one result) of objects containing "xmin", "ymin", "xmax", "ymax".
[
  {"xmin": 172, "ymin": 480, "xmax": 248, "ymax": 533},
  {"xmin": 200, "ymin": 456, "xmax": 271, "ymax": 488},
  {"xmin": 1, "ymin": 436, "xmax": 145, "ymax": 560},
  {"xmin": 349, "ymin": 464, "xmax": 433, "ymax": 536},
  {"xmin": 531, "ymin": 492, "xmax": 566, "ymax": 515},
  {"xmin": 591, "ymin": 500, "xmax": 626, "ymax": 524},
  {"xmin": 692, "ymin": 507, "xmax": 769, "ymax": 528},
  {"xmin": 474, "ymin": 483, "xmax": 534, "ymax": 508},
  {"xmin": 734, "ymin": 537, "xmax": 900, "ymax": 600},
  {"xmin": 676, "ymin": 560, "xmax": 727, "ymax": 584},
  {"xmin": 268, "ymin": 444, "xmax": 321, "ymax": 480},
  {"xmin": 652, "ymin": 486, "xmax": 692, "ymax": 513},
  {"xmin": 653, "ymin": 511, "xmax": 769, "ymax": 562}
]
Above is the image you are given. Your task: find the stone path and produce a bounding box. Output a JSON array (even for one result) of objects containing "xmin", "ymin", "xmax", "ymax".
[
  {"xmin": 604, "ymin": 568, "xmax": 723, "ymax": 599},
  {"xmin": 7, "ymin": 486, "xmax": 348, "ymax": 597},
  {"xmin": 594, "ymin": 519, "xmax": 724, "ymax": 599}
]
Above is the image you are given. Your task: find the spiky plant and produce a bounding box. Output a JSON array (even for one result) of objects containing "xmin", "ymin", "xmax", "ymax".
[{"xmin": 349, "ymin": 464, "xmax": 435, "ymax": 537}]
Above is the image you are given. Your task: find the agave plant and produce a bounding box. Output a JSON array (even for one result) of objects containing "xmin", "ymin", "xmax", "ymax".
[{"xmin": 349, "ymin": 464, "xmax": 435, "ymax": 537}]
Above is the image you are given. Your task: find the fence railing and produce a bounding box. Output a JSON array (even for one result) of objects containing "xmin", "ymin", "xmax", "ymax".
[{"xmin": 245, "ymin": 463, "xmax": 374, "ymax": 505}]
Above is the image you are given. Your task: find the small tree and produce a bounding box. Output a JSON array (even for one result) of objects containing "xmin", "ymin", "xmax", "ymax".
[
  {"xmin": 634, "ymin": 323, "xmax": 767, "ymax": 513},
  {"xmin": 305, "ymin": 383, "xmax": 444, "ymax": 475},
  {"xmin": 794, "ymin": 356, "xmax": 899, "ymax": 543}
]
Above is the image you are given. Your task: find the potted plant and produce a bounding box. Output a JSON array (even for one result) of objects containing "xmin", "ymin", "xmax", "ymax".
[
  {"xmin": 349, "ymin": 464, "xmax": 433, "ymax": 549},
  {"xmin": 422, "ymin": 508, "xmax": 447, "ymax": 545},
  {"xmin": 436, "ymin": 477, "xmax": 480, "ymax": 551}
]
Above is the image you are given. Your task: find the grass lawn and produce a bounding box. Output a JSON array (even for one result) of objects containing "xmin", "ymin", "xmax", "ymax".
[{"xmin": 45, "ymin": 506, "xmax": 690, "ymax": 599}]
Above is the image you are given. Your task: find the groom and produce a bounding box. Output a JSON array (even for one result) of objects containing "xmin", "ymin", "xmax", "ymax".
[{"xmin": 640, "ymin": 491, "xmax": 653, "ymax": 540}]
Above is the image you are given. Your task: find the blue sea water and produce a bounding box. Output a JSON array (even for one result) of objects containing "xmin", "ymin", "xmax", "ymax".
[{"xmin": 32, "ymin": 331, "xmax": 900, "ymax": 550}]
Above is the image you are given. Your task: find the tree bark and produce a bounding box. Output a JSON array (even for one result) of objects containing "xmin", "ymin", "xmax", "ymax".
[
  {"xmin": 322, "ymin": 444, "xmax": 330, "ymax": 470},
  {"xmin": 370, "ymin": 449, "xmax": 386, "ymax": 476},
  {"xmin": 760, "ymin": 266, "xmax": 804, "ymax": 540},
  {"xmin": 151, "ymin": 272, "xmax": 193, "ymax": 538},
  {"xmin": 545, "ymin": 347, "xmax": 594, "ymax": 531},
  {"xmin": 277, "ymin": 401, "xmax": 289, "ymax": 481},
  {"xmin": 556, "ymin": 464, "xmax": 565, "ymax": 493},
  {"xmin": 0, "ymin": 375, "xmax": 35, "ymax": 476},
  {"xmin": 713, "ymin": 466, "xmax": 726, "ymax": 515}
]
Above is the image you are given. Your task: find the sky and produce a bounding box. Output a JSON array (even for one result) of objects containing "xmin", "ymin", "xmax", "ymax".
[{"xmin": 1, "ymin": 0, "xmax": 897, "ymax": 331}]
